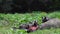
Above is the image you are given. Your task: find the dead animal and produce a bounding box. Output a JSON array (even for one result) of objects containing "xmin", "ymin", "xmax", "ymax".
[
  {"xmin": 12, "ymin": 20, "xmax": 39, "ymax": 33},
  {"xmin": 40, "ymin": 18, "xmax": 60, "ymax": 30},
  {"xmin": 19, "ymin": 24, "xmax": 29, "ymax": 29},
  {"xmin": 26, "ymin": 21, "xmax": 39, "ymax": 33}
]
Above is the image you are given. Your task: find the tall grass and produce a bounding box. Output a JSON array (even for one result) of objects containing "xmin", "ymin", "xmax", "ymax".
[{"xmin": 0, "ymin": 11, "xmax": 60, "ymax": 34}]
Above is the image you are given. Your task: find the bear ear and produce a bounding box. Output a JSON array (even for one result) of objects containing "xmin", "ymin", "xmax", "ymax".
[
  {"xmin": 42, "ymin": 16, "xmax": 48, "ymax": 19},
  {"xmin": 42, "ymin": 16, "xmax": 50, "ymax": 23}
]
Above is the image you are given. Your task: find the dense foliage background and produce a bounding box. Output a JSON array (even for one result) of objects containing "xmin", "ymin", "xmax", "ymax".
[{"xmin": 0, "ymin": 0, "xmax": 60, "ymax": 13}]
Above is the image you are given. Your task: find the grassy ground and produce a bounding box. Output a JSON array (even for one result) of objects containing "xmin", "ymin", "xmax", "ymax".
[{"xmin": 0, "ymin": 11, "xmax": 60, "ymax": 34}]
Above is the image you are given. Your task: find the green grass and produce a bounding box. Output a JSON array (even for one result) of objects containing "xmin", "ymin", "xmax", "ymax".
[{"xmin": 0, "ymin": 11, "xmax": 60, "ymax": 34}]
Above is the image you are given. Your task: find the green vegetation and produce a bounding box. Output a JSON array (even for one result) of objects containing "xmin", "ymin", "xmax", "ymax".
[{"xmin": 0, "ymin": 11, "xmax": 60, "ymax": 34}]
